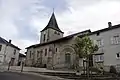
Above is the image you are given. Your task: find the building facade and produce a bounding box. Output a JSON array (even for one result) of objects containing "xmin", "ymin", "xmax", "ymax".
[
  {"xmin": 25, "ymin": 13, "xmax": 120, "ymax": 71},
  {"xmin": 0, "ymin": 37, "xmax": 20, "ymax": 66}
]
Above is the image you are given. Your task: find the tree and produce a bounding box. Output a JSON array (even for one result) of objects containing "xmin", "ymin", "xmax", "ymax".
[{"xmin": 72, "ymin": 36, "xmax": 98, "ymax": 78}]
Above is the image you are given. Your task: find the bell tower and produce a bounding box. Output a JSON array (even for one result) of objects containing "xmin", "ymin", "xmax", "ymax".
[{"xmin": 40, "ymin": 12, "xmax": 64, "ymax": 43}]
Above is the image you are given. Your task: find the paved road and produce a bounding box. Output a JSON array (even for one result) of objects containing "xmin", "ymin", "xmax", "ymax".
[{"xmin": 0, "ymin": 72, "xmax": 52, "ymax": 80}]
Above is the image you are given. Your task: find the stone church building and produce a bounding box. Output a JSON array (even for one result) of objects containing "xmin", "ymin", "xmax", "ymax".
[{"xmin": 25, "ymin": 12, "xmax": 120, "ymax": 71}]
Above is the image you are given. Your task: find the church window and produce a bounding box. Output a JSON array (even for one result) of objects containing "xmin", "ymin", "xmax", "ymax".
[
  {"xmin": 0, "ymin": 45, "xmax": 2, "ymax": 51},
  {"xmin": 30, "ymin": 51, "xmax": 31, "ymax": 58},
  {"xmin": 45, "ymin": 49, "xmax": 47, "ymax": 56},
  {"xmin": 43, "ymin": 34, "xmax": 46, "ymax": 42},
  {"xmin": 37, "ymin": 51, "xmax": 39, "ymax": 58},
  {"xmin": 56, "ymin": 48, "xmax": 57, "ymax": 52}
]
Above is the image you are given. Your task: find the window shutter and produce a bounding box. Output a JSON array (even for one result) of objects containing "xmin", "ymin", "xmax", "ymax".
[
  {"xmin": 94, "ymin": 40, "xmax": 97, "ymax": 45},
  {"xmin": 111, "ymin": 37, "xmax": 114, "ymax": 44}
]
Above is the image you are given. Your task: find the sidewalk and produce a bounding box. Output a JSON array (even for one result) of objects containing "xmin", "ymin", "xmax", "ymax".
[
  {"xmin": 0, "ymin": 65, "xmax": 74, "ymax": 80},
  {"xmin": 0, "ymin": 65, "xmax": 75, "ymax": 73}
]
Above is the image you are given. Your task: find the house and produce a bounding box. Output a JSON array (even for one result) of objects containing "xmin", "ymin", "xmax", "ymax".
[
  {"xmin": 88, "ymin": 22, "xmax": 120, "ymax": 71},
  {"xmin": 0, "ymin": 37, "xmax": 21, "ymax": 66},
  {"xmin": 25, "ymin": 12, "xmax": 120, "ymax": 71}
]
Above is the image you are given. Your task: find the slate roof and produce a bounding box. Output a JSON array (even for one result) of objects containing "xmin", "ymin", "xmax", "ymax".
[
  {"xmin": 89, "ymin": 23, "xmax": 120, "ymax": 35},
  {"xmin": 41, "ymin": 12, "xmax": 63, "ymax": 33},
  {"xmin": 0, "ymin": 37, "xmax": 21, "ymax": 50},
  {"xmin": 0, "ymin": 37, "xmax": 8, "ymax": 44},
  {"xmin": 78, "ymin": 23, "xmax": 120, "ymax": 38}
]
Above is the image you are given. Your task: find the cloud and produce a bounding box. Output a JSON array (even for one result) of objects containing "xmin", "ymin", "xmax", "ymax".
[
  {"xmin": 40, "ymin": 0, "xmax": 69, "ymax": 12},
  {"xmin": 57, "ymin": 0, "xmax": 120, "ymax": 36},
  {"xmin": 1, "ymin": 0, "xmax": 120, "ymax": 53}
]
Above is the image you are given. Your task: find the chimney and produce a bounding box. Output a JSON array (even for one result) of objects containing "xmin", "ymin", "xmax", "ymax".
[
  {"xmin": 108, "ymin": 22, "xmax": 112, "ymax": 28},
  {"xmin": 9, "ymin": 40, "xmax": 12, "ymax": 44}
]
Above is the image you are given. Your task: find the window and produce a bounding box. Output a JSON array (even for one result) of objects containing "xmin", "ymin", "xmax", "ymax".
[
  {"xmin": 96, "ymin": 32, "xmax": 100, "ymax": 36},
  {"xmin": 37, "ymin": 51, "xmax": 39, "ymax": 58},
  {"xmin": 116, "ymin": 52, "xmax": 120, "ymax": 59},
  {"xmin": 94, "ymin": 54, "xmax": 104, "ymax": 62},
  {"xmin": 49, "ymin": 48, "xmax": 51, "ymax": 52},
  {"xmin": 111, "ymin": 35, "xmax": 120, "ymax": 44},
  {"xmin": 97, "ymin": 39, "xmax": 104, "ymax": 47},
  {"xmin": 58, "ymin": 32, "xmax": 60, "ymax": 35},
  {"xmin": 56, "ymin": 48, "xmax": 57, "ymax": 52},
  {"xmin": 43, "ymin": 34, "xmax": 46, "ymax": 42},
  {"xmin": 40, "ymin": 50, "xmax": 43, "ymax": 53},
  {"xmin": 54, "ymin": 31, "xmax": 60, "ymax": 35},
  {"xmin": 45, "ymin": 49, "xmax": 47, "ymax": 56},
  {"xmin": 13, "ymin": 49, "xmax": 16, "ymax": 55},
  {"xmin": 30, "ymin": 51, "xmax": 31, "ymax": 58},
  {"xmin": 0, "ymin": 45, "xmax": 2, "ymax": 51},
  {"xmin": 54, "ymin": 31, "xmax": 57, "ymax": 34}
]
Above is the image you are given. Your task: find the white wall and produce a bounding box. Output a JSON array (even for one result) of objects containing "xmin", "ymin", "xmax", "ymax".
[
  {"xmin": 0, "ymin": 44, "xmax": 7, "ymax": 63},
  {"xmin": 5, "ymin": 46, "xmax": 20, "ymax": 65},
  {"xmin": 0, "ymin": 43, "xmax": 20, "ymax": 65}
]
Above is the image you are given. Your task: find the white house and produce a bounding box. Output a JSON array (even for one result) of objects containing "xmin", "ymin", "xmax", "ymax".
[{"xmin": 0, "ymin": 37, "xmax": 21, "ymax": 66}]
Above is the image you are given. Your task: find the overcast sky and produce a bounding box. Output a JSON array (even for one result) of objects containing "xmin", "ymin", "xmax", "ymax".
[{"xmin": 0, "ymin": 0, "xmax": 120, "ymax": 53}]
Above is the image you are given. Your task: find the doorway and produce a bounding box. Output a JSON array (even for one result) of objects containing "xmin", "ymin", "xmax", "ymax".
[
  {"xmin": 65, "ymin": 53, "xmax": 71, "ymax": 68},
  {"xmin": 11, "ymin": 58, "xmax": 15, "ymax": 66}
]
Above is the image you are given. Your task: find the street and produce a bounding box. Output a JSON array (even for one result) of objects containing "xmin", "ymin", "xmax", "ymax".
[{"xmin": 0, "ymin": 72, "xmax": 52, "ymax": 80}]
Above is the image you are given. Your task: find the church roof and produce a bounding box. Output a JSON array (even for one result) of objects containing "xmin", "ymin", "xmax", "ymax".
[
  {"xmin": 41, "ymin": 12, "xmax": 63, "ymax": 33},
  {"xmin": 26, "ymin": 29, "xmax": 91, "ymax": 49}
]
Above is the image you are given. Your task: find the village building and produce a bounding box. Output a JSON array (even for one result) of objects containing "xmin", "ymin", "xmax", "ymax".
[{"xmin": 0, "ymin": 37, "xmax": 21, "ymax": 66}]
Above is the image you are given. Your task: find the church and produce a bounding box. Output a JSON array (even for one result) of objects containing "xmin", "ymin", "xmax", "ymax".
[{"xmin": 25, "ymin": 12, "xmax": 120, "ymax": 71}]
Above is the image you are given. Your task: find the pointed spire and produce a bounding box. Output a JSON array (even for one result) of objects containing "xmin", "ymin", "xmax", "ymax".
[{"xmin": 41, "ymin": 12, "xmax": 63, "ymax": 33}]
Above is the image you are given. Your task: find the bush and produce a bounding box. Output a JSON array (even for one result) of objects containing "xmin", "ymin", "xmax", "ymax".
[{"xmin": 109, "ymin": 66, "xmax": 117, "ymax": 74}]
